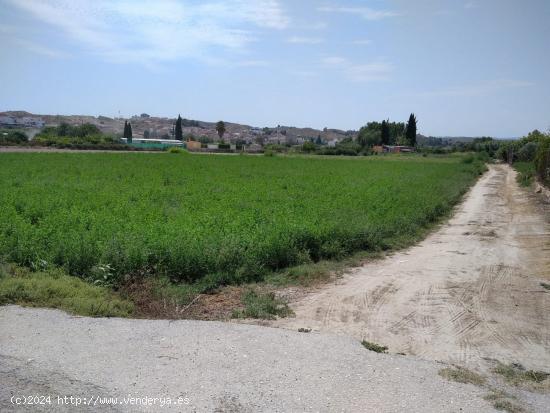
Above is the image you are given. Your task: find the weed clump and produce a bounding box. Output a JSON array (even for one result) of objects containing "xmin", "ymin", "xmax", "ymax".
[
  {"xmin": 232, "ymin": 289, "xmax": 293, "ymax": 320},
  {"xmin": 484, "ymin": 391, "xmax": 523, "ymax": 413},
  {"xmin": 361, "ymin": 340, "xmax": 388, "ymax": 353},
  {"xmin": 438, "ymin": 366, "xmax": 486, "ymax": 386},
  {"xmin": 493, "ymin": 362, "xmax": 550, "ymax": 391}
]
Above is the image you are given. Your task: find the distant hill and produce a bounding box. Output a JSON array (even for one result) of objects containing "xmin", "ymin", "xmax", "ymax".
[{"xmin": 0, "ymin": 111, "xmax": 356, "ymax": 144}]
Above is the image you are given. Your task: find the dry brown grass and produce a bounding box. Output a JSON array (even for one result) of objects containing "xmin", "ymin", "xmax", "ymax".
[{"xmin": 438, "ymin": 366, "xmax": 486, "ymax": 386}]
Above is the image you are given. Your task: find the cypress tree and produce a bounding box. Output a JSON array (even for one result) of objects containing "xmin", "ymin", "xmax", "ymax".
[
  {"xmin": 406, "ymin": 113, "xmax": 417, "ymax": 146},
  {"xmin": 381, "ymin": 120, "xmax": 390, "ymax": 145},
  {"xmin": 175, "ymin": 115, "xmax": 183, "ymax": 140},
  {"xmin": 127, "ymin": 122, "xmax": 133, "ymax": 143},
  {"xmin": 123, "ymin": 121, "xmax": 128, "ymax": 140}
]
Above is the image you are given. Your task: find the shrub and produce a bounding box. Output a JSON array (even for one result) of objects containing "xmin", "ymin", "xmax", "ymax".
[
  {"xmin": 534, "ymin": 136, "xmax": 550, "ymax": 185},
  {"xmin": 232, "ymin": 289, "xmax": 293, "ymax": 319},
  {"xmin": 167, "ymin": 146, "xmax": 184, "ymax": 154},
  {"xmin": 302, "ymin": 141, "xmax": 316, "ymax": 153},
  {"xmin": 517, "ymin": 142, "xmax": 538, "ymax": 162},
  {"xmin": 0, "ymin": 130, "xmax": 28, "ymax": 144}
]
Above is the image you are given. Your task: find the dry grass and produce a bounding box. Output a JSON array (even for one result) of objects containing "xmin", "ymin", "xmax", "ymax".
[
  {"xmin": 438, "ymin": 366, "xmax": 486, "ymax": 386},
  {"xmin": 484, "ymin": 390, "xmax": 523, "ymax": 413},
  {"xmin": 121, "ymin": 277, "xmax": 244, "ymax": 320},
  {"xmin": 492, "ymin": 362, "xmax": 550, "ymax": 392}
]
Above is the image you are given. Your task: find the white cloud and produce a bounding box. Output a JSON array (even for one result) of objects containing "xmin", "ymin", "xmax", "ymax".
[
  {"xmin": 5, "ymin": 0, "xmax": 289, "ymax": 66},
  {"xmin": 322, "ymin": 56, "xmax": 392, "ymax": 82},
  {"xmin": 420, "ymin": 79, "xmax": 534, "ymax": 97},
  {"xmin": 318, "ymin": 5, "xmax": 399, "ymax": 20},
  {"xmin": 287, "ymin": 36, "xmax": 323, "ymax": 44}
]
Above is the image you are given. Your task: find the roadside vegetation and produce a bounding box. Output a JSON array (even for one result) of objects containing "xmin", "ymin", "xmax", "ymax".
[
  {"xmin": 0, "ymin": 152, "xmax": 486, "ymax": 317},
  {"xmin": 497, "ymin": 130, "xmax": 550, "ymax": 188},
  {"xmin": 231, "ymin": 289, "xmax": 293, "ymax": 320},
  {"xmin": 361, "ymin": 340, "xmax": 388, "ymax": 353},
  {"xmin": 492, "ymin": 362, "xmax": 550, "ymax": 392},
  {"xmin": 0, "ymin": 263, "xmax": 133, "ymax": 317},
  {"xmin": 438, "ymin": 366, "xmax": 486, "ymax": 386},
  {"xmin": 484, "ymin": 391, "xmax": 523, "ymax": 413}
]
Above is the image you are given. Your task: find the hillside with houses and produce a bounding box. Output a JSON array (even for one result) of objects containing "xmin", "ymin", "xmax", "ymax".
[{"xmin": 0, "ymin": 111, "xmax": 356, "ymax": 147}]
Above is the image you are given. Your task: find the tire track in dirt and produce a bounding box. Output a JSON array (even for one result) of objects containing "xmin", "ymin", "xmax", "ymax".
[{"xmin": 271, "ymin": 164, "xmax": 550, "ymax": 371}]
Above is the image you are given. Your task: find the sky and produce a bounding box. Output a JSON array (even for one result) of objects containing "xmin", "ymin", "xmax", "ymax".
[{"xmin": 0, "ymin": 0, "xmax": 549, "ymax": 137}]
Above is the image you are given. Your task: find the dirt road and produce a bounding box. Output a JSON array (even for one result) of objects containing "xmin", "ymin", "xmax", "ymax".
[{"xmin": 274, "ymin": 164, "xmax": 550, "ymax": 372}]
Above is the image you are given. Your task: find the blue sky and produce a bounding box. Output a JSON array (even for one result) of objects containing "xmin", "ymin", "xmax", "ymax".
[{"xmin": 1, "ymin": 0, "xmax": 548, "ymax": 137}]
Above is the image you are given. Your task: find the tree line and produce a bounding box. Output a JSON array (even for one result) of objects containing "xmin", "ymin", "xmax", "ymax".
[{"xmin": 357, "ymin": 113, "xmax": 417, "ymax": 148}]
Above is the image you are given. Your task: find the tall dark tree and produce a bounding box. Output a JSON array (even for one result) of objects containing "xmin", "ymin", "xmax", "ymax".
[
  {"xmin": 175, "ymin": 115, "xmax": 183, "ymax": 141},
  {"xmin": 380, "ymin": 120, "xmax": 390, "ymax": 145},
  {"xmin": 127, "ymin": 122, "xmax": 133, "ymax": 143},
  {"xmin": 405, "ymin": 113, "xmax": 417, "ymax": 146},
  {"xmin": 123, "ymin": 121, "xmax": 129, "ymax": 140},
  {"xmin": 216, "ymin": 120, "xmax": 226, "ymax": 140}
]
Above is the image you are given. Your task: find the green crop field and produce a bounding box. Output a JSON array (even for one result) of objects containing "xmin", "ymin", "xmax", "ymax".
[{"xmin": 0, "ymin": 153, "xmax": 484, "ymax": 290}]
